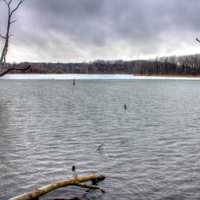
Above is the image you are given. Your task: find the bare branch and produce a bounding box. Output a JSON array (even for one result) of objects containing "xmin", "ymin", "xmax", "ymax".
[
  {"xmin": 10, "ymin": 19, "xmax": 17, "ymax": 24},
  {"xmin": 0, "ymin": 65, "xmax": 31, "ymax": 77},
  {"xmin": 10, "ymin": 0, "xmax": 24, "ymax": 15},
  {"xmin": 196, "ymin": 38, "xmax": 200, "ymax": 43},
  {"xmin": 8, "ymin": 0, "xmax": 13, "ymax": 6},
  {"xmin": 2, "ymin": 0, "xmax": 9, "ymax": 6},
  {"xmin": 0, "ymin": 33, "xmax": 6, "ymax": 40}
]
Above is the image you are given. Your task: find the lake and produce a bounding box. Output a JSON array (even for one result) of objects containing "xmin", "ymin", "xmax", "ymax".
[{"xmin": 1, "ymin": 77, "xmax": 200, "ymax": 200}]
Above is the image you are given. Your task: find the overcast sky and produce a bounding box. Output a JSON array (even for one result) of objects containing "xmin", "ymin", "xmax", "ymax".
[{"xmin": 0, "ymin": 0, "xmax": 200, "ymax": 63}]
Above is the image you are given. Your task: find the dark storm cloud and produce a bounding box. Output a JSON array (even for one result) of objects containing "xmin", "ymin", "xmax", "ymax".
[{"xmin": 1, "ymin": 0, "xmax": 200, "ymax": 62}]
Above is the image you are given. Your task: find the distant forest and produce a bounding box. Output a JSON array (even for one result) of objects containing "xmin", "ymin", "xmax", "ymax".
[{"xmin": 2, "ymin": 54, "xmax": 200, "ymax": 76}]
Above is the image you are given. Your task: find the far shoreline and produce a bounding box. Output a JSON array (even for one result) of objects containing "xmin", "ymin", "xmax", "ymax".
[
  {"xmin": 133, "ymin": 73, "xmax": 200, "ymax": 78},
  {"xmin": 4, "ymin": 71, "xmax": 200, "ymax": 78}
]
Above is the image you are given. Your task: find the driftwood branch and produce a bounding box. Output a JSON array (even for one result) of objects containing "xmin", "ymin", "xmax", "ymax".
[
  {"xmin": 0, "ymin": 65, "xmax": 31, "ymax": 77},
  {"xmin": 10, "ymin": 174, "xmax": 105, "ymax": 200}
]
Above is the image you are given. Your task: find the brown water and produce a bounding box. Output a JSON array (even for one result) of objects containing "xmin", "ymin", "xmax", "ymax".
[{"xmin": 1, "ymin": 80, "xmax": 200, "ymax": 200}]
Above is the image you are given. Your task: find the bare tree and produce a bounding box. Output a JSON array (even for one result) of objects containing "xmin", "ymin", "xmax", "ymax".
[
  {"xmin": 0, "ymin": 0, "xmax": 24, "ymax": 64},
  {"xmin": 0, "ymin": 0, "xmax": 31, "ymax": 77}
]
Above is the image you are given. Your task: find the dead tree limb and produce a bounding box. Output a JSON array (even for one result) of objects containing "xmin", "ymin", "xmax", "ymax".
[
  {"xmin": 9, "ymin": 174, "xmax": 105, "ymax": 200},
  {"xmin": 0, "ymin": 65, "xmax": 31, "ymax": 77},
  {"xmin": 0, "ymin": 0, "xmax": 25, "ymax": 64}
]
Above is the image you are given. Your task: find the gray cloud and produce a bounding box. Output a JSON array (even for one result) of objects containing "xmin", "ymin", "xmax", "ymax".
[{"xmin": 0, "ymin": 0, "xmax": 200, "ymax": 62}]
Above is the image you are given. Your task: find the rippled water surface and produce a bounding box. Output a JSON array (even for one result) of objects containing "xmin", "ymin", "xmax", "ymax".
[{"xmin": 1, "ymin": 79, "xmax": 200, "ymax": 200}]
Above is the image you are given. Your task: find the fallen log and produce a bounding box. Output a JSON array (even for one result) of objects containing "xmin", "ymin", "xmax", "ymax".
[
  {"xmin": 0, "ymin": 65, "xmax": 31, "ymax": 77},
  {"xmin": 10, "ymin": 174, "xmax": 105, "ymax": 200}
]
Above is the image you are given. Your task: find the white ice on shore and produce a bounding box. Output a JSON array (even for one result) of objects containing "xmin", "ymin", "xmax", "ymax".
[{"xmin": 1, "ymin": 74, "xmax": 200, "ymax": 80}]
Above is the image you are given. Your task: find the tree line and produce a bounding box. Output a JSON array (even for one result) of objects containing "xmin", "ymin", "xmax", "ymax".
[{"xmin": 1, "ymin": 54, "xmax": 200, "ymax": 75}]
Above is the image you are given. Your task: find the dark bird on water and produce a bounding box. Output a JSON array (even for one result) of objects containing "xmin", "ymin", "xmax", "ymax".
[
  {"xmin": 72, "ymin": 165, "xmax": 75, "ymax": 172},
  {"xmin": 72, "ymin": 165, "xmax": 77, "ymax": 178},
  {"xmin": 124, "ymin": 104, "xmax": 127, "ymax": 111},
  {"xmin": 73, "ymin": 79, "xmax": 76, "ymax": 86},
  {"xmin": 97, "ymin": 143, "xmax": 104, "ymax": 151}
]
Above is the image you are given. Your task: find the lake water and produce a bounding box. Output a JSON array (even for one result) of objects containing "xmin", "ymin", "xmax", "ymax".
[{"xmin": 1, "ymin": 77, "xmax": 200, "ymax": 200}]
